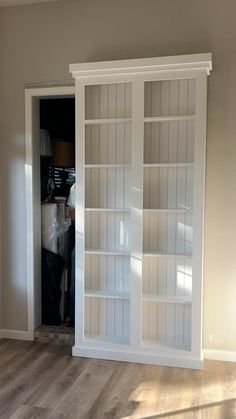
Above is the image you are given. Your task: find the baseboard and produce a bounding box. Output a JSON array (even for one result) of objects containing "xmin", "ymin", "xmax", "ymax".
[
  {"xmin": 204, "ymin": 349, "xmax": 236, "ymax": 363},
  {"xmin": 0, "ymin": 331, "xmax": 235, "ymax": 364},
  {"xmin": 73, "ymin": 345, "xmax": 203, "ymax": 369},
  {"xmin": 0, "ymin": 329, "xmax": 32, "ymax": 341}
]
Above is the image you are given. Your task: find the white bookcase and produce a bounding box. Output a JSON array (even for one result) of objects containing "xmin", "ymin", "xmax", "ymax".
[{"xmin": 70, "ymin": 53, "xmax": 212, "ymax": 369}]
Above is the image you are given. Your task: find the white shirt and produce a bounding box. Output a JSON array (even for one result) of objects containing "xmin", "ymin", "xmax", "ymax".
[{"xmin": 67, "ymin": 183, "xmax": 76, "ymax": 208}]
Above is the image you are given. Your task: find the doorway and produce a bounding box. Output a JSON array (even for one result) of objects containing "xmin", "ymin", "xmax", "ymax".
[{"xmin": 25, "ymin": 85, "xmax": 76, "ymax": 341}]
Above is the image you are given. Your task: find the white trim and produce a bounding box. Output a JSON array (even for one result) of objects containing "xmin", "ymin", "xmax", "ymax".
[
  {"xmin": 130, "ymin": 78, "xmax": 144, "ymax": 350},
  {"xmin": 25, "ymin": 91, "xmax": 35, "ymax": 341},
  {"xmin": 204, "ymin": 349, "xmax": 236, "ymax": 363},
  {"xmin": 25, "ymin": 85, "xmax": 75, "ymax": 98},
  {"xmin": 191, "ymin": 74, "xmax": 208, "ymax": 360},
  {"xmin": 74, "ymin": 80, "xmax": 85, "ymax": 346},
  {"xmin": 0, "ymin": 329, "xmax": 32, "ymax": 341},
  {"xmin": 25, "ymin": 85, "xmax": 75, "ymax": 340},
  {"xmin": 70, "ymin": 53, "xmax": 212, "ymax": 78},
  {"xmin": 73, "ymin": 345, "xmax": 203, "ymax": 370}
]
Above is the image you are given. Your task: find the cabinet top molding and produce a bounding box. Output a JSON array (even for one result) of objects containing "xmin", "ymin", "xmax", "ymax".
[{"xmin": 70, "ymin": 53, "xmax": 212, "ymax": 78}]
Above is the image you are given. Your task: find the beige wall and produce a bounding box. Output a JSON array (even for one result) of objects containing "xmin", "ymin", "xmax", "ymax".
[
  {"xmin": 0, "ymin": 9, "xmax": 3, "ymax": 330},
  {"xmin": 1, "ymin": 0, "xmax": 236, "ymax": 351}
]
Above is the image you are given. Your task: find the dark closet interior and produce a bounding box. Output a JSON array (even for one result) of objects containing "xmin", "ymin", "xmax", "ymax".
[{"xmin": 39, "ymin": 97, "xmax": 76, "ymax": 330}]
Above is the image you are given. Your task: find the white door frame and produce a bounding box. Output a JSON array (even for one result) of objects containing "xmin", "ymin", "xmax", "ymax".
[{"xmin": 25, "ymin": 85, "xmax": 75, "ymax": 340}]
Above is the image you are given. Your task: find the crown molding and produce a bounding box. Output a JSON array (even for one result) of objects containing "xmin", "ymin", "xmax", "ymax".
[{"xmin": 70, "ymin": 53, "xmax": 212, "ymax": 79}]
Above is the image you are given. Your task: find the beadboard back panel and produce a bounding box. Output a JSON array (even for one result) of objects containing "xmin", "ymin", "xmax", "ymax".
[{"xmin": 70, "ymin": 54, "xmax": 212, "ymax": 368}]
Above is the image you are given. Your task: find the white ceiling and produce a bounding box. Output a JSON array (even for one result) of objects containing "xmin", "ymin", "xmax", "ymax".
[{"xmin": 0, "ymin": 0, "xmax": 62, "ymax": 6}]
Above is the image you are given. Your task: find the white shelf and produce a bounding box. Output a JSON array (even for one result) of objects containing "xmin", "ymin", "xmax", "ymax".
[
  {"xmin": 143, "ymin": 208, "xmax": 193, "ymax": 213},
  {"xmin": 85, "ymin": 249, "xmax": 130, "ymax": 256},
  {"xmin": 85, "ymin": 164, "xmax": 130, "ymax": 168},
  {"xmin": 72, "ymin": 58, "xmax": 210, "ymax": 367},
  {"xmin": 142, "ymin": 338, "xmax": 190, "ymax": 352},
  {"xmin": 143, "ymin": 251, "xmax": 192, "ymax": 258},
  {"xmin": 85, "ymin": 208, "xmax": 130, "ymax": 212},
  {"xmin": 85, "ymin": 117, "xmax": 132, "ymax": 125},
  {"xmin": 84, "ymin": 334, "xmax": 130, "ymax": 346},
  {"xmin": 85, "ymin": 289, "xmax": 130, "ymax": 300},
  {"xmin": 142, "ymin": 294, "xmax": 192, "ymax": 304},
  {"xmin": 143, "ymin": 163, "xmax": 194, "ymax": 168},
  {"xmin": 144, "ymin": 115, "xmax": 195, "ymax": 123}
]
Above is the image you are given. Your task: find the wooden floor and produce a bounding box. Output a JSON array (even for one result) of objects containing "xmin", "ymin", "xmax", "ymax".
[{"xmin": 0, "ymin": 340, "xmax": 236, "ymax": 419}]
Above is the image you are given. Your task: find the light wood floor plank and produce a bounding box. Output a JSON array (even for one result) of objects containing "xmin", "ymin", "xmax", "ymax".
[
  {"xmin": 47, "ymin": 358, "xmax": 117, "ymax": 418},
  {"xmin": 9, "ymin": 404, "xmax": 50, "ymax": 419},
  {"xmin": 0, "ymin": 343, "xmax": 70, "ymax": 418},
  {"xmin": 25, "ymin": 356, "xmax": 87, "ymax": 409},
  {"xmin": 0, "ymin": 339, "xmax": 236, "ymax": 418}
]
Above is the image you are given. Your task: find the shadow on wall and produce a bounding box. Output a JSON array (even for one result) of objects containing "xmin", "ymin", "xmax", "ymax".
[{"xmin": 2, "ymin": 132, "xmax": 28, "ymax": 326}]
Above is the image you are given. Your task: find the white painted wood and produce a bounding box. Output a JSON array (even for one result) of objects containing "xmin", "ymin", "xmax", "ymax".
[
  {"xmin": 85, "ymin": 208, "xmax": 130, "ymax": 212},
  {"xmin": 85, "ymin": 167, "xmax": 131, "ymax": 209},
  {"xmin": 85, "ymin": 164, "xmax": 130, "ymax": 168},
  {"xmin": 70, "ymin": 53, "xmax": 212, "ymax": 77},
  {"xmin": 25, "ymin": 92, "xmax": 40, "ymax": 340},
  {"xmin": 71, "ymin": 54, "xmax": 212, "ymax": 368},
  {"xmin": 142, "ymin": 71, "xmax": 196, "ymax": 354},
  {"xmin": 85, "ymin": 118, "xmax": 132, "ymax": 124},
  {"xmin": 0, "ymin": 329, "xmax": 31, "ymax": 340},
  {"xmin": 130, "ymin": 79, "xmax": 144, "ymax": 350},
  {"xmin": 72, "ymin": 344, "xmax": 203, "ymax": 369},
  {"xmin": 143, "ymin": 209, "xmax": 192, "ymax": 213},
  {"xmin": 191, "ymin": 74, "xmax": 208, "ymax": 360},
  {"xmin": 142, "ymin": 294, "xmax": 191, "ymax": 304},
  {"xmin": 85, "ymin": 124, "xmax": 131, "ymax": 165},
  {"xmin": 143, "ymin": 163, "xmax": 194, "ymax": 167},
  {"xmin": 85, "ymin": 212, "xmax": 130, "ymax": 251},
  {"xmin": 143, "ymin": 213, "xmax": 193, "ymax": 254},
  {"xmin": 82, "ymin": 81, "xmax": 132, "ymax": 346},
  {"xmin": 142, "ymin": 256, "xmax": 192, "ymax": 296},
  {"xmin": 74, "ymin": 70, "xmax": 208, "ymax": 86},
  {"xmin": 143, "ymin": 251, "xmax": 192, "ymax": 257},
  {"xmin": 75, "ymin": 81, "xmax": 85, "ymax": 345},
  {"xmin": 144, "ymin": 121, "xmax": 195, "ymax": 165},
  {"xmin": 85, "ymin": 250, "xmax": 131, "ymax": 256},
  {"xmin": 83, "ymin": 334, "xmax": 130, "ymax": 346},
  {"xmin": 144, "ymin": 116, "xmax": 195, "ymax": 122},
  {"xmin": 30, "ymin": 97, "xmax": 41, "ymax": 333},
  {"xmin": 141, "ymin": 71, "xmax": 202, "ymax": 355},
  {"xmin": 84, "ymin": 298, "xmax": 130, "ymax": 343},
  {"xmin": 85, "ymin": 289, "xmax": 130, "ymax": 299},
  {"xmin": 143, "ymin": 167, "xmax": 194, "ymax": 209},
  {"xmin": 142, "ymin": 302, "xmax": 191, "ymax": 351}
]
